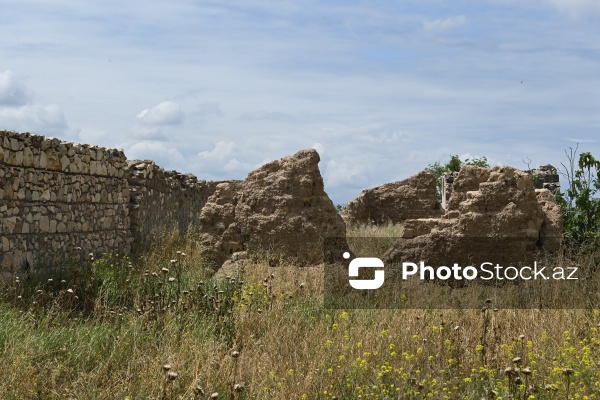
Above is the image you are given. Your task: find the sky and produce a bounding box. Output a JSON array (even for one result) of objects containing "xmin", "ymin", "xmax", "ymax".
[{"xmin": 1, "ymin": 0, "xmax": 599, "ymax": 205}]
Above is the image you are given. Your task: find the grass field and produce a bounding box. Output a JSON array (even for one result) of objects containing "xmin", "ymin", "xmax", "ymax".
[{"xmin": 1, "ymin": 226, "xmax": 599, "ymax": 399}]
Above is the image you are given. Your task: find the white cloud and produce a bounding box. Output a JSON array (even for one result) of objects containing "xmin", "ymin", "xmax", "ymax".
[
  {"xmin": 198, "ymin": 141, "xmax": 235, "ymax": 161},
  {"xmin": 0, "ymin": 70, "xmax": 67, "ymax": 134},
  {"xmin": 312, "ymin": 142, "xmax": 325, "ymax": 156},
  {"xmin": 423, "ymin": 15, "xmax": 467, "ymax": 32},
  {"xmin": 125, "ymin": 140, "xmax": 186, "ymax": 166},
  {"xmin": 224, "ymin": 158, "xmax": 252, "ymax": 172},
  {"xmin": 324, "ymin": 159, "xmax": 369, "ymax": 188},
  {"xmin": 193, "ymin": 141, "xmax": 252, "ymax": 177},
  {"xmin": 240, "ymin": 111, "xmax": 297, "ymax": 122},
  {"xmin": 136, "ymin": 101, "xmax": 184, "ymax": 126},
  {"xmin": 551, "ymin": 0, "xmax": 600, "ymax": 17},
  {"xmin": 0, "ymin": 71, "xmax": 34, "ymax": 106},
  {"xmin": 195, "ymin": 102, "xmax": 222, "ymax": 117},
  {"xmin": 0, "ymin": 104, "xmax": 66, "ymax": 131}
]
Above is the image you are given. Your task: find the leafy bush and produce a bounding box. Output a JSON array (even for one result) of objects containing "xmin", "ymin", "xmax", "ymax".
[
  {"xmin": 557, "ymin": 147, "xmax": 600, "ymax": 245},
  {"xmin": 426, "ymin": 155, "xmax": 489, "ymax": 200}
]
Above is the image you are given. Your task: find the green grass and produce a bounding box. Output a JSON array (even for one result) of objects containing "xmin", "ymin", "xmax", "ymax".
[{"xmin": 1, "ymin": 227, "xmax": 600, "ymax": 399}]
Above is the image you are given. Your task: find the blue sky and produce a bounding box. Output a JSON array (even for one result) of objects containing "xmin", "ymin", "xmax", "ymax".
[{"xmin": 1, "ymin": 0, "xmax": 599, "ymax": 205}]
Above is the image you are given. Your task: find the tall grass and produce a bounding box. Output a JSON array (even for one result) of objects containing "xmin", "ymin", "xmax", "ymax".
[{"xmin": 1, "ymin": 225, "xmax": 599, "ymax": 399}]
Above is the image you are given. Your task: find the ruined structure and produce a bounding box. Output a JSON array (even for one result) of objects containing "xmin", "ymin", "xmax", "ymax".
[
  {"xmin": 199, "ymin": 149, "xmax": 346, "ymax": 272},
  {"xmin": 0, "ymin": 128, "xmax": 565, "ymax": 280},
  {"xmin": 341, "ymin": 171, "xmax": 442, "ymax": 225},
  {"xmin": 126, "ymin": 160, "xmax": 227, "ymax": 251},
  {"xmin": 527, "ymin": 165, "xmax": 560, "ymax": 193},
  {"xmin": 442, "ymin": 165, "xmax": 560, "ymax": 210},
  {"xmin": 384, "ymin": 165, "xmax": 563, "ymax": 266},
  {"xmin": 0, "ymin": 130, "xmax": 220, "ymax": 274}
]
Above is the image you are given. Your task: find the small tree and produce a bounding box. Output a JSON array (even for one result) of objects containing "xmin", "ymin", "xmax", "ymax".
[
  {"xmin": 426, "ymin": 155, "xmax": 489, "ymax": 200},
  {"xmin": 556, "ymin": 145, "xmax": 600, "ymax": 245}
]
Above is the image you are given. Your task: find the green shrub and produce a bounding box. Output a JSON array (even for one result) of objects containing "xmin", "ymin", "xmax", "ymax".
[{"xmin": 557, "ymin": 148, "xmax": 600, "ymax": 246}]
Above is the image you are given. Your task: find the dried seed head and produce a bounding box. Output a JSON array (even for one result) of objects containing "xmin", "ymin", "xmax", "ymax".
[
  {"xmin": 194, "ymin": 386, "xmax": 204, "ymax": 395},
  {"xmin": 162, "ymin": 364, "xmax": 172, "ymax": 371},
  {"xmin": 232, "ymin": 350, "xmax": 240, "ymax": 358},
  {"xmin": 170, "ymin": 259, "xmax": 178, "ymax": 264},
  {"xmin": 299, "ymin": 283, "xmax": 305, "ymax": 289},
  {"xmin": 522, "ymin": 367, "xmax": 532, "ymax": 375},
  {"xmin": 454, "ymin": 325, "xmax": 460, "ymax": 331},
  {"xmin": 563, "ymin": 368, "xmax": 574, "ymax": 376},
  {"xmin": 233, "ymin": 383, "xmax": 245, "ymax": 392},
  {"xmin": 168, "ymin": 277, "xmax": 176, "ymax": 283},
  {"xmin": 514, "ymin": 377, "xmax": 523, "ymax": 385},
  {"xmin": 518, "ymin": 334, "xmax": 526, "ymax": 340},
  {"xmin": 167, "ymin": 371, "xmax": 178, "ymax": 380},
  {"xmin": 47, "ymin": 278, "xmax": 53, "ymax": 283},
  {"xmin": 485, "ymin": 298, "xmax": 492, "ymax": 304},
  {"xmin": 161, "ymin": 267, "xmax": 169, "ymax": 274},
  {"xmin": 67, "ymin": 288, "xmax": 74, "ymax": 294},
  {"xmin": 210, "ymin": 393, "xmax": 219, "ymax": 399},
  {"xmin": 512, "ymin": 357, "xmax": 522, "ymax": 364}
]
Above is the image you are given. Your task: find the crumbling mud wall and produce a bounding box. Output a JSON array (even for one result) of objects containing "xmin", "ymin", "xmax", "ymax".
[
  {"xmin": 0, "ymin": 130, "xmax": 132, "ymax": 274},
  {"xmin": 442, "ymin": 165, "xmax": 560, "ymax": 210}
]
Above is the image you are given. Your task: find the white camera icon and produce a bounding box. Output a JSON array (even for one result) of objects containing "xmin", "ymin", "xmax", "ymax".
[{"xmin": 344, "ymin": 252, "xmax": 385, "ymax": 290}]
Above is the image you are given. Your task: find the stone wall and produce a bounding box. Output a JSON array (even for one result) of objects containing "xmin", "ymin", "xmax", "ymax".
[
  {"xmin": 0, "ymin": 130, "xmax": 223, "ymax": 275},
  {"xmin": 0, "ymin": 130, "xmax": 132, "ymax": 274},
  {"xmin": 126, "ymin": 160, "xmax": 225, "ymax": 251},
  {"xmin": 527, "ymin": 165, "xmax": 560, "ymax": 193}
]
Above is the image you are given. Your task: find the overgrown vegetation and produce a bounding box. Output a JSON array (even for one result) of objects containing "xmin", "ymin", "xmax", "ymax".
[
  {"xmin": 3, "ymin": 151, "xmax": 600, "ymax": 399},
  {"xmin": 2, "ymin": 225, "xmax": 600, "ymax": 399},
  {"xmin": 557, "ymin": 145, "xmax": 600, "ymax": 246},
  {"xmin": 426, "ymin": 154, "xmax": 490, "ymax": 200}
]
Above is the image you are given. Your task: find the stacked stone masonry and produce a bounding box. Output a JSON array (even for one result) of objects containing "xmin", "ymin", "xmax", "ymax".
[
  {"xmin": 0, "ymin": 130, "xmax": 131, "ymax": 273},
  {"xmin": 0, "ymin": 130, "xmax": 221, "ymax": 275},
  {"xmin": 126, "ymin": 160, "xmax": 227, "ymax": 251}
]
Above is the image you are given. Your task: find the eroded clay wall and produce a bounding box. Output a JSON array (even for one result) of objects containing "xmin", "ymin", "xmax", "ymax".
[{"xmin": 0, "ymin": 130, "xmax": 132, "ymax": 274}]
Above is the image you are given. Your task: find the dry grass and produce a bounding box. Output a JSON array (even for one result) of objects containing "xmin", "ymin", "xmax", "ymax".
[{"xmin": 1, "ymin": 225, "xmax": 599, "ymax": 399}]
